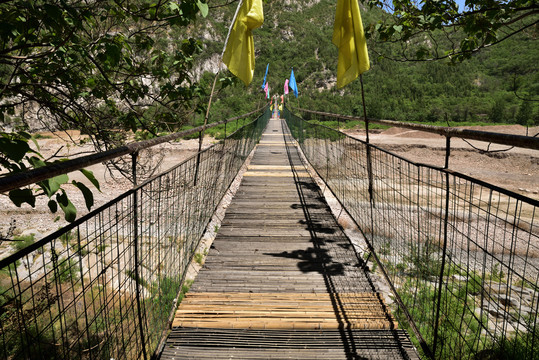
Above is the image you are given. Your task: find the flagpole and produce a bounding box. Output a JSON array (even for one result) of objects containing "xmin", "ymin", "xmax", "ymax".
[
  {"xmin": 208, "ymin": 0, "xmax": 243, "ymax": 138},
  {"xmin": 360, "ymin": 74, "xmax": 369, "ymax": 143},
  {"xmin": 221, "ymin": 0, "xmax": 244, "ymax": 58},
  {"xmin": 196, "ymin": 0, "xmax": 243, "ymax": 185},
  {"xmin": 194, "ymin": 63, "xmax": 222, "ymax": 185},
  {"xmin": 360, "ymin": 74, "xmax": 374, "ymax": 207}
]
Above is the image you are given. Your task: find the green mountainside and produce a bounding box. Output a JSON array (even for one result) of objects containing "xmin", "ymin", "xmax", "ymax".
[{"xmin": 197, "ymin": 0, "xmax": 538, "ymax": 127}]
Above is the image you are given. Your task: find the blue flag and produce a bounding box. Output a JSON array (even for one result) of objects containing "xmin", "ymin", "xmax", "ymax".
[
  {"xmin": 289, "ymin": 68, "xmax": 298, "ymax": 98},
  {"xmin": 261, "ymin": 63, "xmax": 269, "ymax": 89}
]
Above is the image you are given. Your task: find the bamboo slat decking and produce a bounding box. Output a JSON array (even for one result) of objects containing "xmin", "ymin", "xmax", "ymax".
[{"xmin": 160, "ymin": 116, "xmax": 419, "ymax": 359}]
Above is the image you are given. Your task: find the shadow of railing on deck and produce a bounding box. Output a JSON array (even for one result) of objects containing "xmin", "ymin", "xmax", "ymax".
[{"xmin": 279, "ymin": 120, "xmax": 413, "ymax": 359}]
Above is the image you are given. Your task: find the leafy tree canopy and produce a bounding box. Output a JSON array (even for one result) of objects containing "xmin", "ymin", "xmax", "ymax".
[
  {"xmin": 364, "ymin": 0, "xmax": 538, "ymax": 62},
  {"xmin": 0, "ymin": 0, "xmax": 208, "ymax": 221}
]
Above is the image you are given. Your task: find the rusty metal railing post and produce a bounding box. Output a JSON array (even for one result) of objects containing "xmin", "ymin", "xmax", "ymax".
[
  {"xmin": 360, "ymin": 75, "xmax": 375, "ymax": 207},
  {"xmin": 194, "ymin": 131, "xmax": 203, "ymax": 186},
  {"xmin": 433, "ymin": 135, "xmax": 452, "ymax": 357},
  {"xmin": 444, "ymin": 136, "xmax": 451, "ymax": 169},
  {"xmin": 194, "ymin": 67, "xmax": 221, "ymax": 187},
  {"xmin": 131, "ymin": 151, "xmax": 147, "ymax": 360},
  {"xmin": 132, "ymin": 151, "xmax": 138, "ymax": 186}
]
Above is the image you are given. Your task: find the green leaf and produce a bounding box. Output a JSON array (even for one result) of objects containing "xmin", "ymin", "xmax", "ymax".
[
  {"xmin": 0, "ymin": 138, "xmax": 30, "ymax": 162},
  {"xmin": 28, "ymin": 156, "xmax": 46, "ymax": 168},
  {"xmin": 86, "ymin": 77, "xmax": 96, "ymax": 88},
  {"xmin": 43, "ymin": 4, "xmax": 63, "ymax": 22},
  {"xmin": 9, "ymin": 189, "xmax": 36, "ymax": 207},
  {"xmin": 30, "ymin": 136, "xmax": 40, "ymax": 151},
  {"xmin": 80, "ymin": 169, "xmax": 100, "ymax": 191},
  {"xmin": 56, "ymin": 190, "xmax": 69, "ymax": 207},
  {"xmin": 48, "ymin": 200, "xmax": 58, "ymax": 213},
  {"xmin": 50, "ymin": 174, "xmax": 69, "ymax": 193},
  {"xmin": 18, "ymin": 131, "xmax": 31, "ymax": 140},
  {"xmin": 105, "ymin": 43, "xmax": 122, "ymax": 66},
  {"xmin": 56, "ymin": 191, "xmax": 77, "ymax": 222},
  {"xmin": 197, "ymin": 0, "xmax": 208, "ymax": 17},
  {"xmin": 73, "ymin": 180, "xmax": 94, "ymax": 210},
  {"xmin": 39, "ymin": 174, "xmax": 69, "ymax": 198}
]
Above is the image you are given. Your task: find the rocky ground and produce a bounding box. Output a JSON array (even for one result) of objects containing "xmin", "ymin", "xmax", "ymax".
[
  {"xmin": 345, "ymin": 124, "xmax": 539, "ymax": 199},
  {"xmin": 0, "ymin": 131, "xmax": 216, "ymax": 248}
]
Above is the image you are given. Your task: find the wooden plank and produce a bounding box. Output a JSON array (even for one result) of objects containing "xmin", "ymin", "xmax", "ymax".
[
  {"xmin": 162, "ymin": 117, "xmax": 417, "ymax": 359},
  {"xmin": 173, "ymin": 292, "xmax": 396, "ymax": 330},
  {"xmin": 243, "ymin": 172, "xmax": 310, "ymax": 177},
  {"xmin": 161, "ymin": 328, "xmax": 420, "ymax": 360},
  {"xmin": 247, "ymin": 165, "xmax": 293, "ymax": 170}
]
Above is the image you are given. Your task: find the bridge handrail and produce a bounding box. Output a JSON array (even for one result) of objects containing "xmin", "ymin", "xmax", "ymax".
[
  {"xmin": 0, "ymin": 106, "xmax": 267, "ymax": 194},
  {"xmin": 290, "ymin": 109, "xmax": 539, "ymax": 208},
  {"xmin": 283, "ymin": 106, "xmax": 539, "ymax": 359},
  {"xmin": 0, "ymin": 108, "xmax": 272, "ymax": 360},
  {"xmin": 292, "ymin": 107, "xmax": 539, "ymax": 150}
]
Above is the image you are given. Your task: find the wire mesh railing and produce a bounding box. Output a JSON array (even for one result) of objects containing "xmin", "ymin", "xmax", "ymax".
[
  {"xmin": 283, "ymin": 106, "xmax": 539, "ymax": 359},
  {"xmin": 0, "ymin": 108, "xmax": 271, "ymax": 360}
]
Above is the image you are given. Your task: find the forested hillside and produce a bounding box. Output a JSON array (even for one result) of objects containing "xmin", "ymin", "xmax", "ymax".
[{"xmin": 197, "ymin": 0, "xmax": 538, "ymax": 127}]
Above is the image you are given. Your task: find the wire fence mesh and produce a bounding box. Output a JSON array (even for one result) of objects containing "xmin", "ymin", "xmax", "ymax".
[
  {"xmin": 0, "ymin": 108, "xmax": 270, "ymax": 360},
  {"xmin": 284, "ymin": 107, "xmax": 539, "ymax": 359}
]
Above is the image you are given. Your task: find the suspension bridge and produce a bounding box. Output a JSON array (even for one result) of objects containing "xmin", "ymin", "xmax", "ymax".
[
  {"xmin": 162, "ymin": 115, "xmax": 417, "ymax": 359},
  {"xmin": 0, "ymin": 107, "xmax": 538, "ymax": 359}
]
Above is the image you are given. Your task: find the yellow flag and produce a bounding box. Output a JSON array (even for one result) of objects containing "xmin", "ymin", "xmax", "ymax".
[
  {"xmin": 333, "ymin": 0, "xmax": 370, "ymax": 88},
  {"xmin": 222, "ymin": 0, "xmax": 264, "ymax": 86}
]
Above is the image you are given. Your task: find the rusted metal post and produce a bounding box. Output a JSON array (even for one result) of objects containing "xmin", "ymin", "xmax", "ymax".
[
  {"xmin": 194, "ymin": 67, "xmax": 221, "ymax": 186},
  {"xmin": 360, "ymin": 75, "xmax": 370, "ymax": 145},
  {"xmin": 433, "ymin": 170, "xmax": 451, "ymax": 358},
  {"xmin": 131, "ymin": 151, "xmax": 147, "ymax": 359},
  {"xmin": 435, "ymin": 136, "xmax": 451, "ymax": 356},
  {"xmin": 132, "ymin": 151, "xmax": 138, "ymax": 186},
  {"xmin": 194, "ymin": 131, "xmax": 203, "ymax": 187},
  {"xmin": 444, "ymin": 136, "xmax": 451, "ymax": 169},
  {"xmin": 360, "ymin": 74, "xmax": 374, "ymax": 206}
]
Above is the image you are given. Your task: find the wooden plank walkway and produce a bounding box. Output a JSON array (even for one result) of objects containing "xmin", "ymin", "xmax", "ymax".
[{"xmin": 160, "ymin": 116, "xmax": 419, "ymax": 359}]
